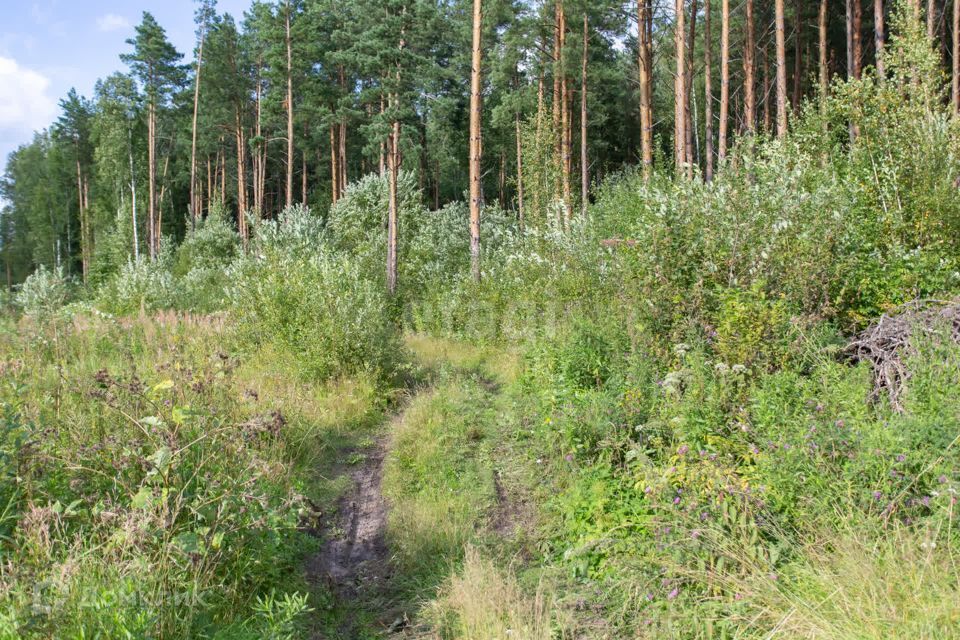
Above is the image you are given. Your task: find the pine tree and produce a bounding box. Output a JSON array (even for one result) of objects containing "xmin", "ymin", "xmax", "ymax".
[{"xmin": 121, "ymin": 12, "xmax": 184, "ymax": 259}]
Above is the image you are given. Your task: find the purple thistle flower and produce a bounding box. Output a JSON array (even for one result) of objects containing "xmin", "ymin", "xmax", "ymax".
[
  {"xmin": 896, "ymin": 454, "xmax": 906, "ymax": 463},
  {"xmin": 678, "ymin": 445, "xmax": 689, "ymax": 456},
  {"xmin": 667, "ymin": 588, "xmax": 679, "ymax": 600}
]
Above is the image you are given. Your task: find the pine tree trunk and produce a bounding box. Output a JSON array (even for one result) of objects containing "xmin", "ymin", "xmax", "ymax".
[
  {"xmin": 685, "ymin": 0, "xmax": 698, "ymax": 176},
  {"xmin": 553, "ymin": 1, "xmax": 563, "ymax": 136},
  {"xmin": 379, "ymin": 92, "xmax": 386, "ymax": 175},
  {"xmin": 719, "ymin": 0, "xmax": 730, "ymax": 161},
  {"xmin": 793, "ymin": 0, "xmax": 803, "ymax": 109},
  {"xmin": 953, "ymin": 0, "xmax": 959, "ymax": 113},
  {"xmin": 581, "ymin": 12, "xmax": 589, "ymax": 215},
  {"xmin": 285, "ymin": 3, "xmax": 295, "ymax": 209},
  {"xmin": 129, "ymin": 128, "xmax": 139, "ymax": 260},
  {"xmin": 75, "ymin": 154, "xmax": 88, "ymax": 282},
  {"xmin": 927, "ymin": 0, "xmax": 936, "ymax": 42},
  {"xmin": 638, "ymin": 0, "xmax": 654, "ymax": 174},
  {"xmin": 820, "ymin": 0, "xmax": 829, "ymax": 97},
  {"xmin": 705, "ymin": 0, "xmax": 715, "ymax": 180},
  {"xmin": 763, "ymin": 44, "xmax": 772, "ymax": 133},
  {"xmin": 560, "ymin": 5, "xmax": 572, "ymax": 223},
  {"xmin": 776, "ymin": 0, "xmax": 789, "ymax": 137},
  {"xmin": 875, "ymin": 0, "xmax": 885, "ymax": 78},
  {"xmin": 190, "ymin": 28, "xmax": 205, "ymax": 228},
  {"xmin": 254, "ymin": 56, "xmax": 264, "ymax": 216},
  {"xmin": 744, "ymin": 0, "xmax": 756, "ymax": 133},
  {"xmin": 331, "ymin": 123, "xmax": 340, "ymax": 203},
  {"xmin": 148, "ymin": 100, "xmax": 157, "ymax": 259},
  {"xmin": 516, "ymin": 111, "xmax": 525, "ymax": 230},
  {"xmin": 847, "ymin": 0, "xmax": 862, "ymax": 80},
  {"xmin": 469, "ymin": 0, "xmax": 483, "ymax": 281},
  {"xmin": 387, "ymin": 113, "xmax": 400, "ymax": 294},
  {"xmin": 236, "ymin": 107, "xmax": 248, "ymax": 247},
  {"xmin": 302, "ymin": 149, "xmax": 308, "ymax": 205},
  {"xmin": 675, "ymin": 0, "xmax": 687, "ymax": 169}
]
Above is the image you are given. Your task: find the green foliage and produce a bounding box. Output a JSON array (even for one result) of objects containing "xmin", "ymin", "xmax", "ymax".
[
  {"xmin": 96, "ymin": 255, "xmax": 175, "ymax": 315},
  {"xmin": 15, "ymin": 266, "xmax": 68, "ymax": 319},
  {"xmin": 231, "ymin": 218, "xmax": 401, "ymax": 382}
]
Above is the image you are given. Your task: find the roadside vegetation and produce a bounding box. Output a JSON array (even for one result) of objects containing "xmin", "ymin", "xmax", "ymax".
[{"xmin": 1, "ymin": 14, "xmax": 960, "ymax": 640}]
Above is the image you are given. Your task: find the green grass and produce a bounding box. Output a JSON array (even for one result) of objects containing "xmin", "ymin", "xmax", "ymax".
[{"xmin": 0, "ymin": 313, "xmax": 384, "ymax": 638}]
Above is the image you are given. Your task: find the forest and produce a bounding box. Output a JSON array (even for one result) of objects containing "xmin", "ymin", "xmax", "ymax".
[{"xmin": 1, "ymin": 0, "xmax": 960, "ymax": 637}]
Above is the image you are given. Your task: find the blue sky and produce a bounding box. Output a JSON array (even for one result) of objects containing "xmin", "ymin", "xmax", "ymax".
[{"xmin": 0, "ymin": 0, "xmax": 251, "ymax": 167}]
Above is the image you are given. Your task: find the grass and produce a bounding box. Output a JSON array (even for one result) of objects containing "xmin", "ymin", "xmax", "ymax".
[{"xmin": 0, "ymin": 312, "xmax": 384, "ymax": 638}]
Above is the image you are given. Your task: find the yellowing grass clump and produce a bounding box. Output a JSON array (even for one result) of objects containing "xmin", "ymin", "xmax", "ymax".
[{"xmin": 423, "ymin": 547, "xmax": 555, "ymax": 640}]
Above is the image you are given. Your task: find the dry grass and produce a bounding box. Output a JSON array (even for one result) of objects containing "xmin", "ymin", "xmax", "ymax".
[
  {"xmin": 725, "ymin": 524, "xmax": 960, "ymax": 639},
  {"xmin": 420, "ymin": 546, "xmax": 557, "ymax": 640},
  {"xmin": 405, "ymin": 334, "xmax": 521, "ymax": 386}
]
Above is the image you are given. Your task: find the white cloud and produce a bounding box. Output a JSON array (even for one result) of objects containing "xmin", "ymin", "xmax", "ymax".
[
  {"xmin": 0, "ymin": 56, "xmax": 56, "ymax": 136},
  {"xmin": 96, "ymin": 14, "xmax": 131, "ymax": 33}
]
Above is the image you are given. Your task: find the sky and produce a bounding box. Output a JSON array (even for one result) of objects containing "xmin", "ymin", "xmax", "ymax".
[{"xmin": 0, "ymin": 0, "xmax": 252, "ymax": 169}]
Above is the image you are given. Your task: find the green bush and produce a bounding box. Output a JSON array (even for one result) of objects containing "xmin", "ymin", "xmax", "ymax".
[
  {"xmin": 96, "ymin": 255, "xmax": 175, "ymax": 315},
  {"xmin": 231, "ymin": 245, "xmax": 401, "ymax": 382},
  {"xmin": 15, "ymin": 266, "xmax": 68, "ymax": 319}
]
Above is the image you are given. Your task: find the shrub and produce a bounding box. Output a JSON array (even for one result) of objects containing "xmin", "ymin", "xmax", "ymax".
[
  {"xmin": 231, "ymin": 249, "xmax": 401, "ymax": 382},
  {"xmin": 96, "ymin": 256, "xmax": 175, "ymax": 315},
  {"xmin": 15, "ymin": 266, "xmax": 68, "ymax": 319}
]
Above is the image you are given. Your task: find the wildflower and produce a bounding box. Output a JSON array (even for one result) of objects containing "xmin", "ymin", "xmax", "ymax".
[
  {"xmin": 673, "ymin": 497, "xmax": 681, "ymax": 505},
  {"xmin": 896, "ymin": 454, "xmax": 906, "ymax": 462},
  {"xmin": 677, "ymin": 445, "xmax": 689, "ymax": 456},
  {"xmin": 835, "ymin": 419, "xmax": 845, "ymax": 428},
  {"xmin": 565, "ymin": 454, "xmax": 574, "ymax": 462},
  {"xmin": 939, "ymin": 475, "xmax": 948, "ymax": 484},
  {"xmin": 873, "ymin": 491, "xmax": 883, "ymax": 501},
  {"xmin": 667, "ymin": 588, "xmax": 679, "ymax": 600}
]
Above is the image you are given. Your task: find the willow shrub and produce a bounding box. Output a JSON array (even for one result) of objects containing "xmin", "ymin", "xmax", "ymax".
[{"xmin": 231, "ymin": 204, "xmax": 401, "ymax": 383}]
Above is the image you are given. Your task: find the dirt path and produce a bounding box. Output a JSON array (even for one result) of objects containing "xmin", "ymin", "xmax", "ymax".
[{"xmin": 315, "ymin": 440, "xmax": 390, "ymax": 591}]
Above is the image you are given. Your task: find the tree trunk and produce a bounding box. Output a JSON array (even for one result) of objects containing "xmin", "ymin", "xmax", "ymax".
[
  {"xmin": 719, "ymin": 0, "xmax": 730, "ymax": 161},
  {"xmin": 560, "ymin": 5, "xmax": 572, "ymax": 223},
  {"xmin": 469, "ymin": 0, "xmax": 483, "ymax": 280},
  {"xmin": 705, "ymin": 0, "xmax": 715, "ymax": 181},
  {"xmin": 147, "ymin": 100, "xmax": 157, "ymax": 259},
  {"xmin": 675, "ymin": 0, "xmax": 687, "ymax": 169},
  {"xmin": 285, "ymin": 2, "xmax": 294, "ymax": 209},
  {"xmin": 553, "ymin": 1, "xmax": 563, "ymax": 136},
  {"xmin": 581, "ymin": 12, "xmax": 589, "ymax": 214},
  {"xmin": 953, "ymin": 0, "xmax": 959, "ymax": 113},
  {"xmin": 744, "ymin": 0, "xmax": 756, "ymax": 133},
  {"xmin": 685, "ymin": 0, "xmax": 698, "ymax": 174},
  {"xmin": 927, "ymin": 0, "xmax": 936, "ymax": 42},
  {"xmin": 763, "ymin": 44, "xmax": 772, "ymax": 133},
  {"xmin": 793, "ymin": 0, "xmax": 803, "ymax": 109},
  {"xmin": 875, "ymin": 0, "xmax": 885, "ymax": 79},
  {"xmin": 820, "ymin": 0, "xmax": 829, "ymax": 97},
  {"xmin": 387, "ymin": 114, "xmax": 400, "ymax": 294},
  {"xmin": 776, "ymin": 0, "xmax": 789, "ymax": 137},
  {"xmin": 516, "ymin": 111, "xmax": 525, "ymax": 229},
  {"xmin": 236, "ymin": 107, "xmax": 248, "ymax": 247},
  {"xmin": 331, "ymin": 123, "xmax": 340, "ymax": 203},
  {"xmin": 302, "ymin": 148, "xmax": 308, "ymax": 205},
  {"xmin": 254, "ymin": 55, "xmax": 265, "ymax": 216},
  {"xmin": 847, "ymin": 0, "xmax": 862, "ymax": 80},
  {"xmin": 639, "ymin": 0, "xmax": 654, "ymax": 174},
  {"xmin": 128, "ymin": 127, "xmax": 139, "ymax": 260},
  {"xmin": 190, "ymin": 26, "xmax": 205, "ymax": 228},
  {"xmin": 75, "ymin": 153, "xmax": 88, "ymax": 282},
  {"xmin": 338, "ymin": 66, "xmax": 348, "ymax": 193},
  {"xmin": 379, "ymin": 92, "xmax": 386, "ymax": 175}
]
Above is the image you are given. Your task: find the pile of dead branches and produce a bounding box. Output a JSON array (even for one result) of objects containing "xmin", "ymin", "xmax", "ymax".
[{"xmin": 845, "ymin": 299, "xmax": 960, "ymax": 413}]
